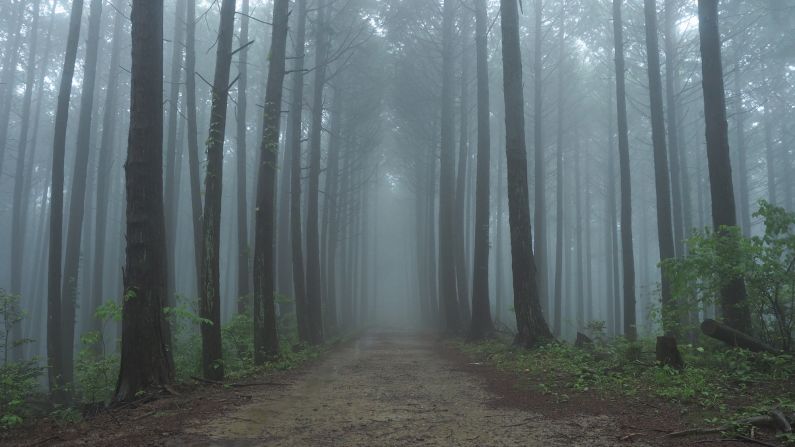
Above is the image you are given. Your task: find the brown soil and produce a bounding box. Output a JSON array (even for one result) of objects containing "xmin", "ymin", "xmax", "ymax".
[{"xmin": 3, "ymin": 330, "xmax": 756, "ymax": 446}]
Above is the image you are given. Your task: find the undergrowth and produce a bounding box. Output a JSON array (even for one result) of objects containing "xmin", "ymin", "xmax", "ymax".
[
  {"xmin": 459, "ymin": 333, "xmax": 795, "ymax": 444},
  {"xmin": 0, "ymin": 291, "xmax": 335, "ymax": 430}
]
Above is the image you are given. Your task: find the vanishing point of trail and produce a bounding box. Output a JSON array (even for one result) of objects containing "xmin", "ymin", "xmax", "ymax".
[{"xmin": 182, "ymin": 330, "xmax": 634, "ymax": 446}]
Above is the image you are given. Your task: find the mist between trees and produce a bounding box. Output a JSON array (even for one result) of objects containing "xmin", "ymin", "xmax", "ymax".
[{"xmin": 0, "ymin": 0, "xmax": 793, "ymax": 410}]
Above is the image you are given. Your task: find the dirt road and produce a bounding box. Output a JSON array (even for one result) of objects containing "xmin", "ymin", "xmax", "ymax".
[{"xmin": 184, "ymin": 330, "xmax": 637, "ymax": 446}]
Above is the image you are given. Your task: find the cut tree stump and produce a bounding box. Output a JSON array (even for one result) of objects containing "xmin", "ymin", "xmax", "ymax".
[
  {"xmin": 700, "ymin": 319, "xmax": 779, "ymax": 354},
  {"xmin": 655, "ymin": 335, "xmax": 684, "ymax": 370}
]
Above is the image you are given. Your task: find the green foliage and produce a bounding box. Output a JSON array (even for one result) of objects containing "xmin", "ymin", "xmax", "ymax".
[
  {"xmin": 664, "ymin": 200, "xmax": 795, "ymax": 350},
  {"xmin": 0, "ymin": 290, "xmax": 43, "ymax": 429},
  {"xmin": 0, "ymin": 360, "xmax": 44, "ymax": 429},
  {"xmin": 459, "ymin": 334, "xmax": 795, "ymax": 416},
  {"xmin": 74, "ymin": 332, "xmax": 119, "ymax": 404}
]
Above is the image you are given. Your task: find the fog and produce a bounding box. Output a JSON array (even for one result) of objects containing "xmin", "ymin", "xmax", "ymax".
[{"xmin": 0, "ymin": 0, "xmax": 792, "ymax": 406}]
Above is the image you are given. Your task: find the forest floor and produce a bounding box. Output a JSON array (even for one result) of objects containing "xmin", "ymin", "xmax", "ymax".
[{"xmin": 6, "ymin": 329, "xmax": 752, "ymax": 446}]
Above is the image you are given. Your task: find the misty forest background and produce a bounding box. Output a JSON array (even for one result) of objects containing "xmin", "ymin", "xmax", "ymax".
[{"xmin": 0, "ymin": 0, "xmax": 794, "ymax": 412}]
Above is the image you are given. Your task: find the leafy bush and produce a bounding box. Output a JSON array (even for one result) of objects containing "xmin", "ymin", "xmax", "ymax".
[
  {"xmin": 0, "ymin": 290, "xmax": 44, "ymax": 429},
  {"xmin": 664, "ymin": 200, "xmax": 795, "ymax": 351}
]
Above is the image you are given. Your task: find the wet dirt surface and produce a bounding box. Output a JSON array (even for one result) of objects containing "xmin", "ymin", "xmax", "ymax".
[{"xmin": 179, "ymin": 329, "xmax": 645, "ymax": 446}]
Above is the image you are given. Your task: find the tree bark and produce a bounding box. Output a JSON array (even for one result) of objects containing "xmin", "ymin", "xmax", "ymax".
[
  {"xmin": 305, "ymin": 0, "xmax": 331, "ymax": 345},
  {"xmin": 90, "ymin": 0, "xmax": 125, "ymax": 336},
  {"xmin": 185, "ymin": 0, "xmax": 204, "ymax": 294},
  {"xmin": 235, "ymin": 0, "xmax": 251, "ymax": 312},
  {"xmin": 614, "ymin": 0, "xmax": 637, "ymax": 340},
  {"xmin": 252, "ymin": 0, "xmax": 289, "ymax": 362},
  {"xmin": 48, "ymin": 0, "xmax": 84, "ymax": 400},
  {"xmin": 500, "ymin": 0, "xmax": 553, "ymax": 348},
  {"xmin": 643, "ymin": 0, "xmax": 676, "ymax": 335},
  {"xmin": 115, "ymin": 0, "xmax": 174, "ymax": 402},
  {"xmin": 439, "ymin": 0, "xmax": 461, "ymax": 333},
  {"xmin": 61, "ymin": 0, "xmax": 104, "ymax": 385},
  {"xmin": 468, "ymin": 0, "xmax": 494, "ymax": 340},
  {"xmin": 288, "ymin": 0, "xmax": 310, "ymax": 342},
  {"xmin": 9, "ymin": 0, "xmax": 40, "ymax": 361},
  {"xmin": 164, "ymin": 0, "xmax": 186, "ymax": 308},
  {"xmin": 455, "ymin": 13, "xmax": 472, "ymax": 325},
  {"xmin": 697, "ymin": 0, "xmax": 752, "ymax": 334},
  {"xmin": 552, "ymin": 7, "xmax": 566, "ymax": 337},
  {"xmin": 532, "ymin": 0, "xmax": 549, "ymax": 319}
]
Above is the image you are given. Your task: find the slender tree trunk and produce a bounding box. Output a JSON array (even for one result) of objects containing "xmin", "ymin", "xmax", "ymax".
[
  {"xmin": 48, "ymin": 0, "xmax": 84, "ymax": 399},
  {"xmin": 764, "ymin": 102, "xmax": 776, "ymax": 205},
  {"xmin": 732, "ymin": 44, "xmax": 751, "ymax": 236},
  {"xmin": 532, "ymin": 0, "xmax": 549, "ymax": 319},
  {"xmin": 614, "ymin": 0, "xmax": 637, "ymax": 340},
  {"xmin": 697, "ymin": 0, "xmax": 752, "ymax": 333},
  {"xmin": 0, "ymin": 1, "xmax": 24, "ymax": 178},
  {"xmin": 643, "ymin": 0, "xmax": 676, "ymax": 335},
  {"xmin": 574, "ymin": 137, "xmax": 585, "ymax": 330},
  {"xmin": 9, "ymin": 0, "xmax": 40, "ymax": 361},
  {"xmin": 663, "ymin": 0, "xmax": 685, "ymax": 257},
  {"xmin": 306, "ymin": 0, "xmax": 331, "ymax": 345},
  {"xmin": 236, "ymin": 0, "xmax": 251, "ymax": 312},
  {"xmin": 164, "ymin": 0, "xmax": 186, "ymax": 307},
  {"xmin": 61, "ymin": 0, "xmax": 104, "ymax": 385},
  {"xmin": 455, "ymin": 14, "xmax": 472, "ymax": 325},
  {"xmin": 495, "ymin": 124, "xmax": 506, "ymax": 323},
  {"xmin": 91, "ymin": 0, "xmax": 125, "ymax": 336},
  {"xmin": 199, "ymin": 0, "xmax": 236, "ymax": 380},
  {"xmin": 500, "ymin": 0, "xmax": 553, "ymax": 347},
  {"xmin": 552, "ymin": 8, "xmax": 566, "ymax": 337},
  {"xmin": 115, "ymin": 0, "xmax": 174, "ymax": 402},
  {"xmin": 252, "ymin": 0, "xmax": 289, "ymax": 362},
  {"xmin": 439, "ymin": 0, "xmax": 461, "ymax": 333},
  {"xmin": 468, "ymin": 0, "xmax": 493, "ymax": 340},
  {"xmin": 288, "ymin": 0, "xmax": 310, "ymax": 342},
  {"xmin": 323, "ymin": 89, "xmax": 343, "ymax": 334},
  {"xmin": 185, "ymin": 0, "xmax": 204, "ymax": 293}
]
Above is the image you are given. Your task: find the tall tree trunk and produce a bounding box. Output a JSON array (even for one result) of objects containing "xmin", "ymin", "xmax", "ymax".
[
  {"xmin": 115, "ymin": 0, "xmax": 174, "ymax": 402},
  {"xmin": 306, "ymin": 0, "xmax": 330, "ymax": 345},
  {"xmin": 697, "ymin": 0, "xmax": 752, "ymax": 333},
  {"xmin": 9, "ymin": 0, "xmax": 40, "ymax": 361},
  {"xmin": 643, "ymin": 0, "xmax": 676, "ymax": 335},
  {"xmin": 764, "ymin": 101, "xmax": 776, "ymax": 205},
  {"xmin": 164, "ymin": 0, "xmax": 186, "ymax": 308},
  {"xmin": 61, "ymin": 0, "xmax": 104, "ymax": 385},
  {"xmin": 288, "ymin": 0, "xmax": 310, "ymax": 342},
  {"xmin": 236, "ymin": 0, "xmax": 251, "ymax": 312},
  {"xmin": 322, "ymin": 89, "xmax": 343, "ymax": 334},
  {"xmin": 48, "ymin": 0, "xmax": 84, "ymax": 399},
  {"xmin": 455, "ymin": 14, "xmax": 472, "ymax": 325},
  {"xmin": 439, "ymin": 0, "xmax": 461, "ymax": 333},
  {"xmin": 252, "ymin": 0, "xmax": 289, "ymax": 363},
  {"xmin": 199, "ymin": 0, "xmax": 236, "ymax": 381},
  {"xmin": 500, "ymin": 0, "xmax": 553, "ymax": 347},
  {"xmin": 574, "ymin": 136, "xmax": 585, "ymax": 330},
  {"xmin": 614, "ymin": 0, "xmax": 637, "ymax": 340},
  {"xmin": 90, "ymin": 0, "xmax": 125, "ymax": 336},
  {"xmin": 663, "ymin": 0, "xmax": 685, "ymax": 257},
  {"xmin": 552, "ymin": 7, "xmax": 566, "ymax": 337},
  {"xmin": 732, "ymin": 44, "xmax": 751, "ymax": 236},
  {"xmin": 532, "ymin": 0, "xmax": 549, "ymax": 318},
  {"xmin": 0, "ymin": 1, "xmax": 24, "ymax": 178},
  {"xmin": 468, "ymin": 0, "xmax": 493, "ymax": 340},
  {"xmin": 185, "ymin": 0, "xmax": 203, "ymax": 294}
]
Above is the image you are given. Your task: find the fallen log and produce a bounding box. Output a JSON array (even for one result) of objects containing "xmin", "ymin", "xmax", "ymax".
[
  {"xmin": 655, "ymin": 335, "xmax": 684, "ymax": 370},
  {"xmin": 700, "ymin": 319, "xmax": 779, "ymax": 354},
  {"xmin": 667, "ymin": 413, "xmax": 795, "ymax": 438}
]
